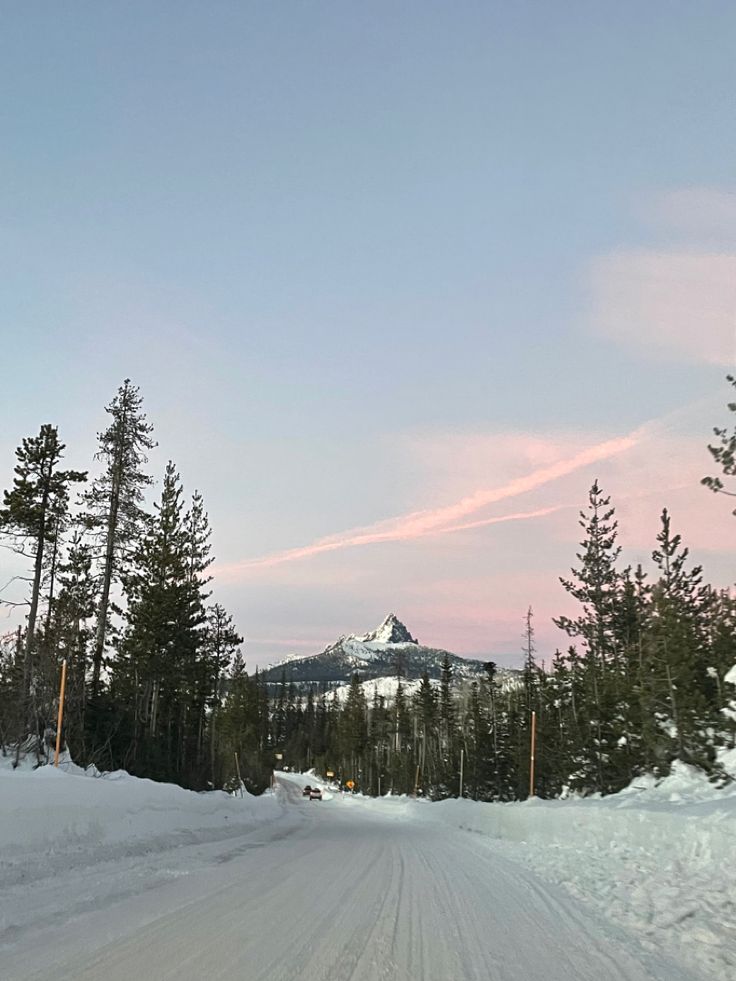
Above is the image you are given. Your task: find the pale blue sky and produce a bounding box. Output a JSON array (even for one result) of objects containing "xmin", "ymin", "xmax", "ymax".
[{"xmin": 2, "ymin": 4, "xmax": 735, "ymax": 666}]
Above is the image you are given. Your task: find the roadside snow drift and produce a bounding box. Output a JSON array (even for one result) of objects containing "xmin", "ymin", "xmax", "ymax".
[{"xmin": 0, "ymin": 759, "xmax": 283, "ymax": 889}]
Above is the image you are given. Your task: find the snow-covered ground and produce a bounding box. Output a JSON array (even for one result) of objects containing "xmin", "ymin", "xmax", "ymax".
[
  {"xmin": 1, "ymin": 758, "xmax": 734, "ymax": 980},
  {"xmin": 350, "ymin": 761, "xmax": 736, "ymax": 981},
  {"xmin": 0, "ymin": 754, "xmax": 291, "ymax": 978},
  {"xmin": 326, "ymin": 674, "xmax": 430, "ymax": 703},
  {"xmin": 0, "ymin": 751, "xmax": 285, "ymax": 882}
]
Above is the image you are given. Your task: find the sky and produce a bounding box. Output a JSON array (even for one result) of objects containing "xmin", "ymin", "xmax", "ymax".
[{"xmin": 1, "ymin": 3, "xmax": 735, "ymax": 669}]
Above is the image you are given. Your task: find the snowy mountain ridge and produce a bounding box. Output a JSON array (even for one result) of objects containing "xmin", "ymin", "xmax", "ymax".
[{"xmin": 261, "ymin": 614, "xmax": 520, "ymax": 689}]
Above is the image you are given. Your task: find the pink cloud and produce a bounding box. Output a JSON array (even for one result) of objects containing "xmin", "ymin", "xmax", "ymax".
[
  {"xmin": 648, "ymin": 187, "xmax": 736, "ymax": 241},
  {"xmin": 589, "ymin": 250, "xmax": 736, "ymax": 365},
  {"xmin": 214, "ymin": 431, "xmax": 639, "ymax": 577}
]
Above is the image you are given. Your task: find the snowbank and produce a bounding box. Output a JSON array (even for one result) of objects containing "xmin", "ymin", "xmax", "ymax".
[
  {"xmin": 0, "ymin": 758, "xmax": 284, "ymax": 890},
  {"xmin": 345, "ymin": 764, "xmax": 736, "ymax": 981}
]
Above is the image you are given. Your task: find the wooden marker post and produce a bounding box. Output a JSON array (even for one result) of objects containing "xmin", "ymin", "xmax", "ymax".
[
  {"xmin": 53, "ymin": 659, "xmax": 68, "ymax": 768},
  {"xmin": 234, "ymin": 751, "xmax": 244, "ymax": 797},
  {"xmin": 414, "ymin": 764, "xmax": 420, "ymax": 797},
  {"xmin": 459, "ymin": 747, "xmax": 464, "ymax": 799},
  {"xmin": 529, "ymin": 710, "xmax": 537, "ymax": 798}
]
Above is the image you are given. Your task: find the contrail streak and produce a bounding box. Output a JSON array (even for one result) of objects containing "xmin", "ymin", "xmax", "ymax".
[
  {"xmin": 426, "ymin": 504, "xmax": 568, "ymax": 536},
  {"xmin": 216, "ymin": 428, "xmax": 641, "ymax": 576}
]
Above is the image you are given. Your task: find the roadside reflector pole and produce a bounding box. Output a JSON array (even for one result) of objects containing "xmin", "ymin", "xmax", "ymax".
[
  {"xmin": 235, "ymin": 751, "xmax": 244, "ymax": 797},
  {"xmin": 459, "ymin": 747, "xmax": 464, "ymax": 799},
  {"xmin": 53, "ymin": 659, "xmax": 67, "ymax": 768},
  {"xmin": 529, "ymin": 710, "xmax": 536, "ymax": 798}
]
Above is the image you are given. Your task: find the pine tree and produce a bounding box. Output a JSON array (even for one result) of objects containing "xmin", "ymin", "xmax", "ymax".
[
  {"xmin": 219, "ymin": 657, "xmax": 271, "ymax": 793},
  {"xmin": 368, "ymin": 689, "xmax": 390, "ymax": 795},
  {"xmin": 645, "ymin": 509, "xmax": 716, "ymax": 772},
  {"xmin": 555, "ymin": 480, "xmax": 621, "ymax": 670},
  {"xmin": 341, "ymin": 675, "xmax": 368, "ymax": 787},
  {"xmin": 415, "ymin": 671, "xmax": 438, "ymax": 792},
  {"xmin": 702, "ymin": 374, "xmax": 736, "ymax": 514},
  {"xmin": 203, "ymin": 604, "xmax": 243, "ymax": 786},
  {"xmin": 438, "ymin": 653, "xmax": 458, "ymax": 793},
  {"xmin": 706, "ymin": 589, "xmax": 736, "ymax": 732},
  {"xmin": 554, "ymin": 480, "xmax": 623, "ymax": 792},
  {"xmin": 610, "ymin": 564, "xmax": 654, "ymax": 779},
  {"xmin": 83, "ymin": 380, "xmax": 155, "ymax": 698},
  {"xmin": 0, "ymin": 630, "xmax": 24, "ymax": 752},
  {"xmin": 114, "ymin": 462, "xmax": 207, "ymax": 784},
  {"xmin": 390, "ymin": 680, "xmax": 413, "ymax": 793},
  {"xmin": 0, "ymin": 425, "xmax": 86, "ymax": 741},
  {"xmin": 523, "ymin": 606, "xmax": 536, "ymax": 711},
  {"xmin": 37, "ymin": 530, "xmax": 96, "ymax": 760},
  {"xmin": 272, "ymin": 669, "xmax": 287, "ymax": 747},
  {"xmin": 467, "ymin": 680, "xmax": 483, "ymax": 799}
]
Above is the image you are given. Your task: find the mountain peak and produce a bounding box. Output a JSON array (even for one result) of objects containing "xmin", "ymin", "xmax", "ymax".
[{"xmin": 358, "ymin": 614, "xmax": 418, "ymax": 645}]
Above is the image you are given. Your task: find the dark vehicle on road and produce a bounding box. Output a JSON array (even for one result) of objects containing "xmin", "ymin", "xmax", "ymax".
[{"xmin": 302, "ymin": 785, "xmax": 312, "ymax": 797}]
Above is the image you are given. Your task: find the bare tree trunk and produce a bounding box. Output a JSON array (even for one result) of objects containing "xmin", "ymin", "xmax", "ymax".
[
  {"xmin": 91, "ymin": 465, "xmax": 122, "ymax": 698},
  {"xmin": 150, "ymin": 678, "xmax": 160, "ymax": 737},
  {"xmin": 210, "ymin": 673, "xmax": 220, "ymax": 787},
  {"xmin": 22, "ymin": 491, "xmax": 49, "ymax": 735},
  {"xmin": 44, "ymin": 519, "xmax": 60, "ymax": 635},
  {"xmin": 664, "ymin": 661, "xmax": 682, "ymax": 757}
]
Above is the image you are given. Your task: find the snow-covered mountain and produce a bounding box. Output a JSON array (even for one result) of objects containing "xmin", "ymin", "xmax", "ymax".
[{"xmin": 260, "ymin": 614, "xmax": 519, "ymax": 690}]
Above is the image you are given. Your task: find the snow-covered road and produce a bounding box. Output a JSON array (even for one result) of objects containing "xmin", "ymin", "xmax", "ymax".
[{"xmin": 2, "ymin": 774, "xmax": 698, "ymax": 981}]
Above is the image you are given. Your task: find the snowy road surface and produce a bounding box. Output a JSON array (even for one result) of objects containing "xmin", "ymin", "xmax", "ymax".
[{"xmin": 2, "ymin": 775, "xmax": 699, "ymax": 981}]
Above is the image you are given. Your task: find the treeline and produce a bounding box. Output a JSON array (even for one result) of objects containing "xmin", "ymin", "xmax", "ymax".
[
  {"xmin": 0, "ymin": 381, "xmax": 265, "ymax": 790},
  {"xmin": 263, "ymin": 486, "xmax": 736, "ymax": 799}
]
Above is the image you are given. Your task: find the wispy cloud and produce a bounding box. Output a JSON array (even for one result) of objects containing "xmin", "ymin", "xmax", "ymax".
[
  {"xmin": 216, "ymin": 430, "xmax": 640, "ymax": 576},
  {"xmin": 589, "ymin": 250, "xmax": 736, "ymax": 366},
  {"xmin": 427, "ymin": 504, "xmax": 567, "ymax": 536}
]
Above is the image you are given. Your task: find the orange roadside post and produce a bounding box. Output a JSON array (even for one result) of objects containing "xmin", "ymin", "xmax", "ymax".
[{"xmin": 53, "ymin": 659, "xmax": 68, "ymax": 767}]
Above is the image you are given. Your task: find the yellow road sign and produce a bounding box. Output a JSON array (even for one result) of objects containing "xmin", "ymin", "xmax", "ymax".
[
  {"xmin": 326, "ymin": 770, "xmax": 335, "ymax": 778},
  {"xmin": 346, "ymin": 780, "xmax": 355, "ymax": 790}
]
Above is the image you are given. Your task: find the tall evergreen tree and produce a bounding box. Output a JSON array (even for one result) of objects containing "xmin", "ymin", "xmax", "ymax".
[
  {"xmin": 554, "ymin": 480, "xmax": 623, "ymax": 792},
  {"xmin": 438, "ymin": 653, "xmax": 458, "ymax": 793},
  {"xmin": 83, "ymin": 380, "xmax": 155, "ymax": 698},
  {"xmin": 415, "ymin": 671, "xmax": 438, "ymax": 791},
  {"xmin": 113, "ymin": 462, "xmax": 207, "ymax": 784},
  {"xmin": 0, "ymin": 425, "xmax": 86, "ymax": 738},
  {"xmin": 645, "ymin": 509, "xmax": 716, "ymax": 771},
  {"xmin": 341, "ymin": 675, "xmax": 369, "ymax": 785},
  {"xmin": 555, "ymin": 480, "xmax": 621, "ymax": 670},
  {"xmin": 203, "ymin": 603, "xmax": 243, "ymax": 786},
  {"xmin": 36, "ymin": 530, "xmax": 96, "ymax": 759},
  {"xmin": 219, "ymin": 656, "xmax": 271, "ymax": 794}
]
